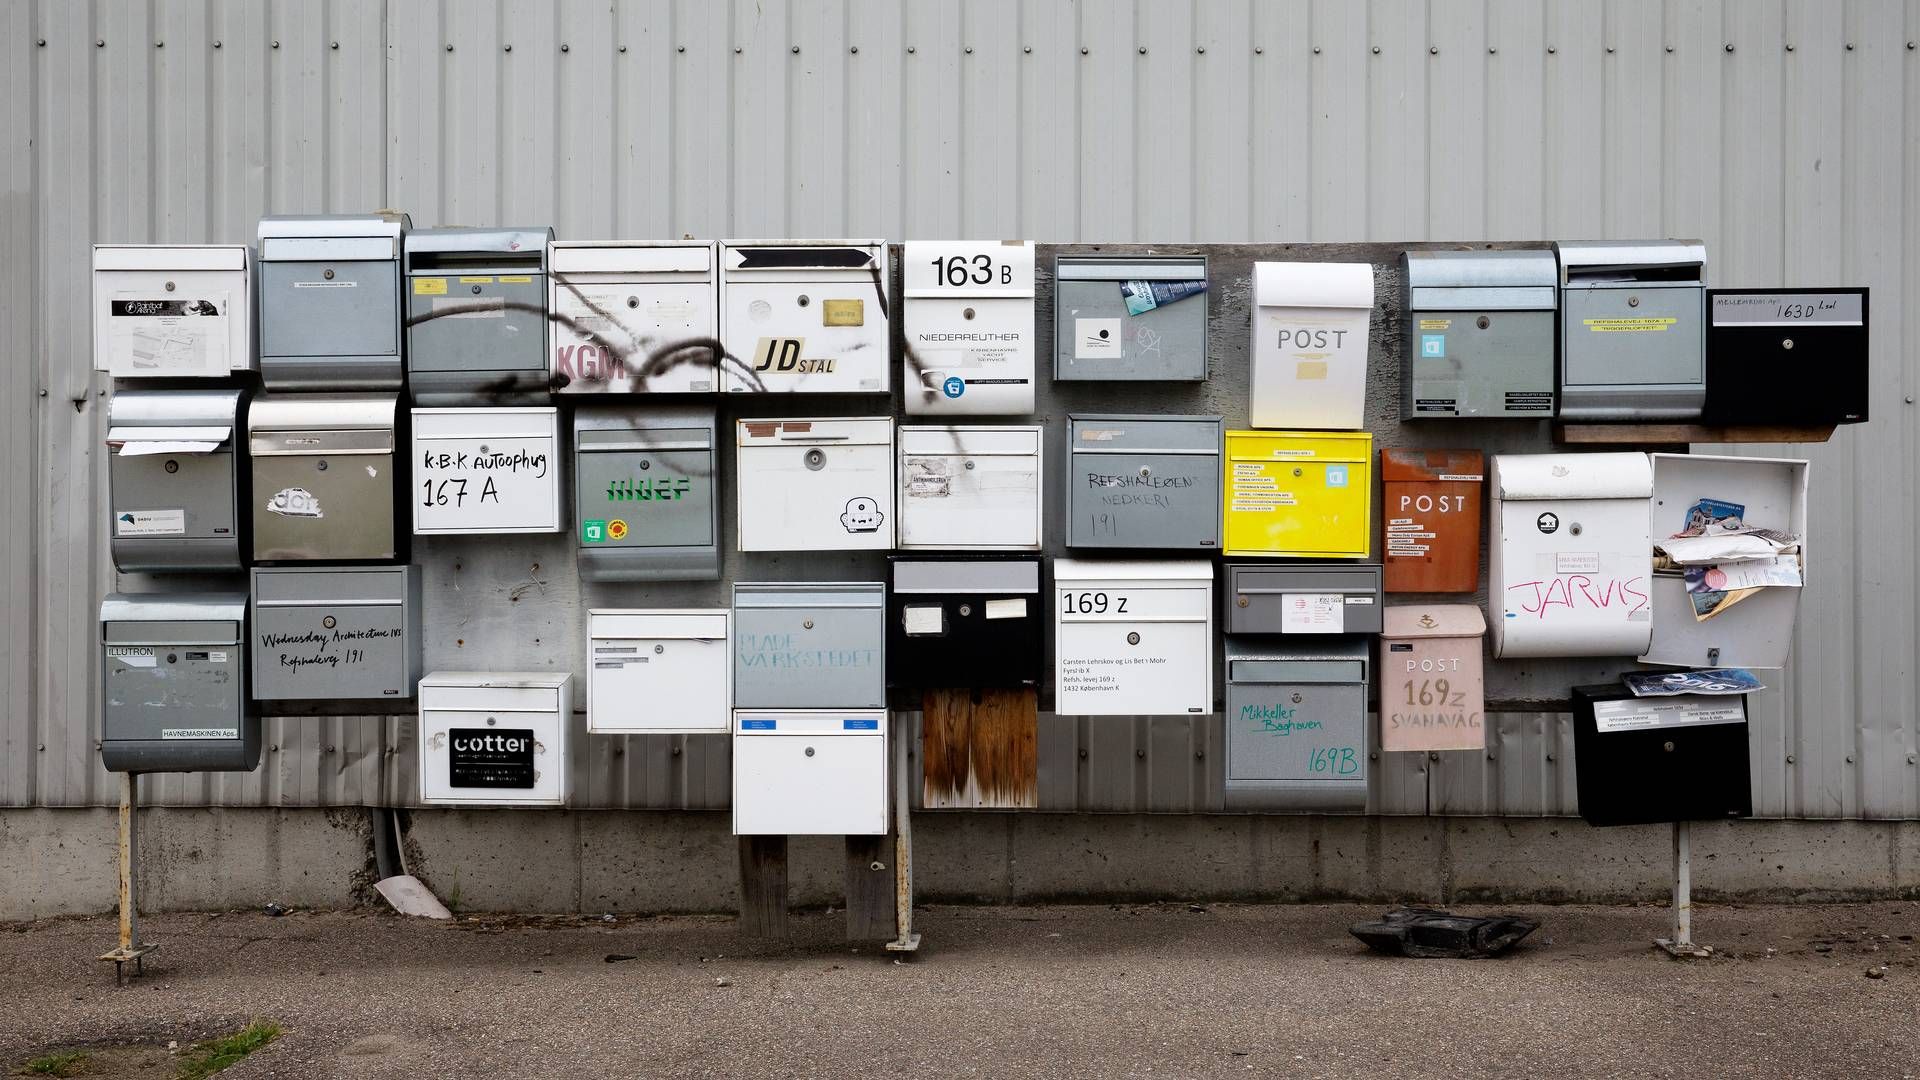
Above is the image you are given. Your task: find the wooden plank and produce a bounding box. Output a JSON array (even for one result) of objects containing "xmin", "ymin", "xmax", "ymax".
[
  {"xmin": 736, "ymin": 835, "xmax": 788, "ymax": 938},
  {"xmin": 842, "ymin": 834, "xmax": 894, "ymax": 940},
  {"xmin": 1554, "ymin": 423, "xmax": 1836, "ymax": 446},
  {"xmin": 920, "ymin": 687, "xmax": 1038, "ymax": 808}
]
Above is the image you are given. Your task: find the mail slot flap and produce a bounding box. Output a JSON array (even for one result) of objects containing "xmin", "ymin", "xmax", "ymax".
[
  {"xmin": 893, "ymin": 557, "xmax": 1041, "ymax": 594},
  {"xmin": 258, "ymin": 212, "xmax": 408, "ymax": 243},
  {"xmin": 734, "ymin": 581, "xmax": 886, "ymax": 611},
  {"xmin": 734, "ymin": 710, "xmax": 886, "ymax": 735},
  {"xmin": 1558, "ymin": 240, "xmax": 1706, "ymax": 285},
  {"xmin": 414, "ymin": 407, "xmax": 557, "ymax": 441},
  {"xmin": 737, "ymin": 417, "xmax": 891, "ymax": 447},
  {"xmin": 1382, "ymin": 603, "xmax": 1486, "ymax": 639},
  {"xmin": 108, "ymin": 426, "xmax": 232, "ymax": 454},
  {"xmin": 1226, "ymin": 431, "xmax": 1371, "ymax": 464},
  {"xmin": 1649, "ymin": 452, "xmax": 1808, "ymax": 536},
  {"xmin": 1055, "ymin": 254, "xmax": 1207, "ymax": 283},
  {"xmin": 101, "ymin": 592, "xmax": 247, "ymax": 628},
  {"xmin": 1380, "ymin": 448, "xmax": 1485, "ymax": 483},
  {"xmin": 1493, "ymin": 452, "xmax": 1651, "ymax": 501},
  {"xmin": 1230, "ymin": 565, "xmax": 1381, "ymax": 596},
  {"xmin": 418, "ymin": 672, "xmax": 569, "ymax": 712},
  {"xmin": 94, "ymin": 244, "xmax": 248, "ymax": 272},
  {"xmin": 897, "ymin": 425, "xmax": 1039, "ymax": 458},
  {"xmin": 1229, "ymin": 659, "xmax": 1368, "ymax": 684},
  {"xmin": 405, "ymin": 227, "xmax": 552, "ymax": 270},
  {"xmin": 250, "ymin": 427, "xmax": 393, "ymax": 456},
  {"xmin": 576, "ymin": 427, "xmax": 713, "ymax": 453},
  {"xmin": 590, "ymin": 609, "xmax": 729, "ymax": 642},
  {"xmin": 550, "ymin": 242, "xmax": 713, "ymax": 276},
  {"xmin": 1053, "ymin": 558, "xmax": 1213, "ymax": 586},
  {"xmin": 902, "ymin": 240, "xmax": 1036, "ymax": 298},
  {"xmin": 254, "ymin": 566, "xmax": 414, "ymax": 606},
  {"xmin": 1069, "ymin": 414, "xmax": 1222, "ymax": 454},
  {"xmin": 1409, "ymin": 286, "xmax": 1557, "ymax": 311},
  {"xmin": 1406, "ymin": 249, "xmax": 1557, "ymax": 290},
  {"xmin": 260, "ymin": 236, "xmax": 399, "ymax": 262},
  {"xmin": 1709, "ymin": 288, "xmax": 1866, "ymax": 327},
  {"xmin": 722, "ymin": 240, "xmax": 883, "ymax": 274},
  {"xmin": 248, "ymin": 394, "xmax": 397, "ymax": 435},
  {"xmin": 1253, "ymin": 261, "xmax": 1375, "ymax": 310},
  {"xmin": 104, "ymin": 620, "xmax": 242, "ymax": 646}
]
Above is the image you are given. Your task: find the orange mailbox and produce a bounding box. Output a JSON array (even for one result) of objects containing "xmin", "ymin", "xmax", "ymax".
[
  {"xmin": 1380, "ymin": 449, "xmax": 1484, "ymax": 593},
  {"xmin": 1380, "ymin": 604, "xmax": 1487, "ymax": 753}
]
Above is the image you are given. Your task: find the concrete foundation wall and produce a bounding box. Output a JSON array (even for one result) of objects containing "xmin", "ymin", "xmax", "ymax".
[{"xmin": 5, "ymin": 808, "xmax": 1917, "ymax": 922}]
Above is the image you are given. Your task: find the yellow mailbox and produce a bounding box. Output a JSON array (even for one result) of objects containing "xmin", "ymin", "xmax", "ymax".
[{"xmin": 1223, "ymin": 430, "xmax": 1373, "ymax": 558}]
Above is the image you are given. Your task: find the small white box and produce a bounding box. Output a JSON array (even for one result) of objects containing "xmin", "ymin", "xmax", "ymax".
[
  {"xmin": 1250, "ymin": 261, "xmax": 1375, "ymax": 429},
  {"xmin": 587, "ymin": 610, "xmax": 731, "ymax": 734},
  {"xmin": 735, "ymin": 417, "xmax": 894, "ymax": 551},
  {"xmin": 901, "ymin": 240, "xmax": 1036, "ymax": 415},
  {"xmin": 549, "ymin": 241, "xmax": 720, "ymax": 394},
  {"xmin": 418, "ymin": 672, "xmax": 572, "ymax": 807},
  {"xmin": 1052, "ymin": 559, "xmax": 1214, "ymax": 717},
  {"xmin": 412, "ymin": 407, "xmax": 563, "ymax": 534},
  {"xmin": 719, "ymin": 240, "xmax": 890, "ymax": 394},
  {"xmin": 732, "ymin": 709, "xmax": 888, "ymax": 835},
  {"xmin": 93, "ymin": 245, "xmax": 253, "ymax": 378},
  {"xmin": 897, "ymin": 425, "xmax": 1043, "ymax": 550}
]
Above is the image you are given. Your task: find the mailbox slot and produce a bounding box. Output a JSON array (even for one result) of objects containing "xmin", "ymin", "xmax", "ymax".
[
  {"xmin": 1223, "ymin": 430, "xmax": 1373, "ymax": 559},
  {"xmin": 248, "ymin": 394, "xmax": 402, "ymax": 563},
  {"xmin": 1489, "ymin": 452, "xmax": 1653, "ymax": 659},
  {"xmin": 1065, "ymin": 414, "xmax": 1223, "ymax": 550},
  {"xmin": 719, "ymin": 240, "xmax": 890, "ymax": 394},
  {"xmin": 888, "ymin": 556, "xmax": 1042, "ymax": 689},
  {"xmin": 1225, "ymin": 564, "xmax": 1383, "ymax": 635},
  {"xmin": 588, "ymin": 610, "xmax": 731, "ymax": 735},
  {"xmin": 418, "ymin": 672, "xmax": 572, "ymax": 807},
  {"xmin": 732, "ymin": 582, "xmax": 886, "ymax": 710},
  {"xmin": 902, "ymin": 240, "xmax": 1036, "ymax": 414},
  {"xmin": 1250, "ymin": 261, "xmax": 1375, "ymax": 429},
  {"xmin": 250, "ymin": 565, "xmax": 422, "ymax": 702},
  {"xmin": 92, "ymin": 244, "xmax": 252, "ymax": 378},
  {"xmin": 1380, "ymin": 604, "xmax": 1487, "ymax": 753},
  {"xmin": 574, "ymin": 405, "xmax": 718, "ymax": 580},
  {"xmin": 1380, "ymin": 449, "xmax": 1485, "ymax": 593},
  {"xmin": 1222, "ymin": 636, "xmax": 1370, "ymax": 811},
  {"xmin": 1401, "ymin": 249, "xmax": 1557, "ymax": 418},
  {"xmin": 405, "ymin": 226, "xmax": 554, "ymax": 405},
  {"xmin": 1053, "ymin": 254, "xmax": 1209, "ymax": 381},
  {"xmin": 549, "ymin": 241, "xmax": 720, "ymax": 395},
  {"xmin": 897, "ymin": 425, "xmax": 1043, "ymax": 550},
  {"xmin": 735, "ymin": 417, "xmax": 895, "ymax": 551},
  {"xmin": 1052, "ymin": 559, "xmax": 1212, "ymax": 717},
  {"xmin": 412, "ymin": 407, "xmax": 563, "ymax": 535},
  {"xmin": 732, "ymin": 709, "xmax": 889, "ymax": 836},
  {"xmin": 107, "ymin": 388, "xmax": 246, "ymax": 573},
  {"xmin": 1557, "ymin": 240, "xmax": 1707, "ymax": 420},
  {"xmin": 257, "ymin": 213, "xmax": 409, "ymax": 390},
  {"xmin": 1704, "ymin": 288, "xmax": 1869, "ymax": 426},
  {"xmin": 1572, "ymin": 684, "xmax": 1751, "ymax": 826},
  {"xmin": 100, "ymin": 592, "xmax": 258, "ymax": 773}
]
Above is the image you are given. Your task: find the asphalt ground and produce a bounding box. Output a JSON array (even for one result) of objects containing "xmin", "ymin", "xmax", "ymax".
[{"xmin": 2, "ymin": 902, "xmax": 1916, "ymax": 1079}]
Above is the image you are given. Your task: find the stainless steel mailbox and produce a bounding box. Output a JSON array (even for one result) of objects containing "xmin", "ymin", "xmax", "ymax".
[
  {"xmin": 1401, "ymin": 249, "xmax": 1558, "ymax": 419},
  {"xmin": 405, "ymin": 226, "xmax": 554, "ymax": 404},
  {"xmin": 1223, "ymin": 636, "xmax": 1369, "ymax": 811},
  {"xmin": 574, "ymin": 405, "xmax": 719, "ymax": 582},
  {"xmin": 1065, "ymin": 414, "xmax": 1223, "ymax": 550},
  {"xmin": 732, "ymin": 582, "xmax": 886, "ymax": 710},
  {"xmin": 1225, "ymin": 564, "xmax": 1383, "ymax": 635},
  {"xmin": 100, "ymin": 592, "xmax": 258, "ymax": 773},
  {"xmin": 1557, "ymin": 240, "xmax": 1707, "ymax": 420},
  {"xmin": 257, "ymin": 213, "xmax": 410, "ymax": 390},
  {"xmin": 1053, "ymin": 254, "xmax": 1209, "ymax": 381},
  {"xmin": 107, "ymin": 388, "xmax": 245, "ymax": 573},
  {"xmin": 250, "ymin": 565, "xmax": 423, "ymax": 701},
  {"xmin": 249, "ymin": 394, "xmax": 402, "ymax": 562}
]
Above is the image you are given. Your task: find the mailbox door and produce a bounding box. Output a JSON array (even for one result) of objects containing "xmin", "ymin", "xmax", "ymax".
[
  {"xmin": 551, "ymin": 279, "xmax": 718, "ymax": 394},
  {"xmin": 903, "ymin": 294, "xmax": 1034, "ymax": 415},
  {"xmin": 1380, "ymin": 638, "xmax": 1486, "ymax": 752},
  {"xmin": 420, "ymin": 709, "xmax": 563, "ymax": 805},
  {"xmin": 1224, "ymin": 436, "xmax": 1372, "ymax": 558},
  {"xmin": 408, "ymin": 273, "xmax": 548, "ymax": 373},
  {"xmin": 1563, "ymin": 286, "xmax": 1703, "ymax": 388},
  {"xmin": 1227, "ymin": 567, "xmax": 1383, "ymax": 635},
  {"xmin": 899, "ymin": 436, "xmax": 1040, "ymax": 550},
  {"xmin": 736, "ymin": 435, "xmax": 893, "ymax": 552},
  {"xmin": 1407, "ymin": 309, "xmax": 1556, "ymax": 418},
  {"xmin": 111, "ymin": 448, "xmax": 235, "ymax": 545},
  {"xmin": 252, "ymin": 450, "xmax": 396, "ymax": 561},
  {"xmin": 732, "ymin": 726, "xmax": 887, "ymax": 835},
  {"xmin": 95, "ymin": 258, "xmax": 247, "ymax": 377},
  {"xmin": 414, "ymin": 411, "xmax": 561, "ymax": 534},
  {"xmin": 589, "ymin": 626, "xmax": 730, "ymax": 734},
  {"xmin": 1381, "ymin": 449, "xmax": 1484, "ymax": 593},
  {"xmin": 1055, "ymin": 589, "xmax": 1210, "ymax": 716},
  {"xmin": 1226, "ymin": 675, "xmax": 1367, "ymax": 787},
  {"xmin": 1068, "ymin": 450, "xmax": 1221, "ymax": 549},
  {"xmin": 103, "ymin": 634, "xmax": 242, "ymax": 743},
  {"xmin": 253, "ymin": 576, "xmax": 410, "ymax": 701},
  {"xmin": 576, "ymin": 447, "xmax": 715, "ymax": 551},
  {"xmin": 733, "ymin": 601, "xmax": 886, "ymax": 709},
  {"xmin": 1493, "ymin": 496, "xmax": 1651, "ymax": 657},
  {"xmin": 721, "ymin": 280, "xmax": 888, "ymax": 394},
  {"xmin": 1054, "ymin": 276, "xmax": 1208, "ymax": 381},
  {"xmin": 1250, "ymin": 306, "xmax": 1372, "ymax": 429},
  {"xmin": 261, "ymin": 260, "xmax": 400, "ymax": 360}
]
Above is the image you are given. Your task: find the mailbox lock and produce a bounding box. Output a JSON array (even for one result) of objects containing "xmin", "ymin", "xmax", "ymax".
[
  {"xmin": 804, "ymin": 447, "xmax": 827, "ymax": 471},
  {"xmin": 964, "ymin": 459, "xmax": 976, "ymax": 470},
  {"xmin": 316, "ymin": 459, "xmax": 328, "ymax": 471},
  {"xmin": 958, "ymin": 604, "xmax": 972, "ymax": 617},
  {"xmin": 797, "ymin": 293, "xmax": 811, "ymax": 308},
  {"xmin": 1627, "ymin": 295, "xmax": 1640, "ymax": 308},
  {"xmin": 627, "ymin": 295, "xmax": 639, "ymax": 308},
  {"xmin": 1236, "ymin": 595, "xmax": 1249, "ymax": 608},
  {"xmin": 166, "ymin": 653, "xmax": 178, "ymax": 665},
  {"xmin": 322, "ymin": 616, "xmax": 336, "ymax": 629},
  {"xmin": 323, "ymin": 268, "xmax": 335, "ymax": 280},
  {"xmin": 164, "ymin": 280, "xmax": 176, "ymax": 292},
  {"xmin": 1781, "ymin": 338, "xmax": 1794, "ymax": 350},
  {"xmin": 1293, "ymin": 467, "xmax": 1303, "ymax": 477},
  {"xmin": 804, "ymin": 746, "xmax": 816, "ymax": 757},
  {"xmin": 802, "ymin": 619, "xmax": 814, "ymax": 630},
  {"xmin": 1290, "ymin": 692, "xmax": 1303, "ymax": 704},
  {"xmin": 486, "ymin": 716, "xmax": 496, "ymax": 726},
  {"xmin": 1663, "ymin": 740, "xmax": 1675, "ymax": 752},
  {"xmin": 1126, "ymin": 632, "xmax": 1140, "ymax": 645},
  {"xmin": 963, "ymin": 306, "xmax": 976, "ymax": 320},
  {"xmin": 639, "ymin": 459, "xmax": 651, "ymax": 470},
  {"xmin": 163, "ymin": 459, "xmax": 179, "ymax": 474},
  {"xmin": 471, "ymin": 284, "xmax": 483, "ymax": 294},
  {"xmin": 654, "ymin": 644, "xmax": 665, "ymax": 655},
  {"xmin": 1476, "ymin": 315, "xmax": 1490, "ymax": 329},
  {"xmin": 1568, "ymin": 522, "xmax": 1582, "ymax": 536}
]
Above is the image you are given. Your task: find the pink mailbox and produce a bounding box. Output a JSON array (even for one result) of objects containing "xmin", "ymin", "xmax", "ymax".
[{"xmin": 1380, "ymin": 604, "xmax": 1487, "ymax": 753}]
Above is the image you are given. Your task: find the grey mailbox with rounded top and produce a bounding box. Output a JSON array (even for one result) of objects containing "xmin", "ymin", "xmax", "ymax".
[
  {"xmin": 1401, "ymin": 248, "xmax": 1558, "ymax": 419},
  {"xmin": 250, "ymin": 565, "xmax": 423, "ymax": 701},
  {"xmin": 574, "ymin": 405, "xmax": 719, "ymax": 582},
  {"xmin": 100, "ymin": 592, "xmax": 258, "ymax": 773},
  {"xmin": 1223, "ymin": 636, "xmax": 1369, "ymax": 811},
  {"xmin": 1556, "ymin": 240, "xmax": 1707, "ymax": 420},
  {"xmin": 107, "ymin": 388, "xmax": 246, "ymax": 573},
  {"xmin": 732, "ymin": 582, "xmax": 886, "ymax": 710},
  {"xmin": 1053, "ymin": 254, "xmax": 1209, "ymax": 381},
  {"xmin": 249, "ymin": 394, "xmax": 402, "ymax": 563},
  {"xmin": 1066, "ymin": 414, "xmax": 1223, "ymax": 550},
  {"xmin": 257, "ymin": 213, "xmax": 410, "ymax": 390},
  {"xmin": 405, "ymin": 226, "xmax": 554, "ymax": 404}
]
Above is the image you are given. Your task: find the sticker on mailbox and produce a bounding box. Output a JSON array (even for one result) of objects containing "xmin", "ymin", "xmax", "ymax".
[
  {"xmin": 115, "ymin": 509, "xmax": 186, "ymax": 536},
  {"xmin": 447, "ymin": 728, "xmax": 536, "ymax": 788},
  {"xmin": 821, "ymin": 299, "xmax": 864, "ymax": 326},
  {"xmin": 1074, "ymin": 318, "xmax": 1123, "ymax": 359},
  {"xmin": 413, "ymin": 277, "xmax": 448, "ymax": 295},
  {"xmin": 161, "ymin": 727, "xmax": 238, "ymax": 740},
  {"xmin": 582, "ymin": 519, "xmax": 607, "ymax": 543},
  {"xmin": 1421, "ymin": 334, "xmax": 1446, "ymax": 358},
  {"xmin": 110, "ymin": 294, "xmax": 230, "ymax": 375}
]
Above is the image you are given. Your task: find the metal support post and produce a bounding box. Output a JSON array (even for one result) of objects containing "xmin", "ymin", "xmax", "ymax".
[
  {"xmin": 99, "ymin": 772, "xmax": 158, "ymax": 980},
  {"xmin": 1655, "ymin": 819, "xmax": 1711, "ymax": 958},
  {"xmin": 885, "ymin": 713, "xmax": 921, "ymax": 954}
]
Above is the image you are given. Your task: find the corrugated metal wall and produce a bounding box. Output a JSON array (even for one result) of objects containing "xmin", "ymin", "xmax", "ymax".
[{"xmin": 4, "ymin": 0, "xmax": 1916, "ymax": 819}]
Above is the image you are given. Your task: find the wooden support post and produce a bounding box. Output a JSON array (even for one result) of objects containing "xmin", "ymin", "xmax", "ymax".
[
  {"xmin": 736, "ymin": 835, "xmax": 789, "ymax": 939},
  {"xmin": 843, "ymin": 835, "xmax": 894, "ymax": 940},
  {"xmin": 99, "ymin": 772, "xmax": 157, "ymax": 980},
  {"xmin": 885, "ymin": 711, "xmax": 921, "ymax": 953}
]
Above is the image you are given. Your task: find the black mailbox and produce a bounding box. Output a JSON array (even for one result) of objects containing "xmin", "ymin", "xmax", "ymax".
[
  {"xmin": 1704, "ymin": 288, "xmax": 1868, "ymax": 426},
  {"xmin": 887, "ymin": 557, "xmax": 1042, "ymax": 690},
  {"xmin": 1571, "ymin": 684, "xmax": 1752, "ymax": 827}
]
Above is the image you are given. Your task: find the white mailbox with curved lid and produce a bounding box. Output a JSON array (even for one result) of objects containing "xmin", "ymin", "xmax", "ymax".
[
  {"xmin": 1053, "ymin": 559, "xmax": 1213, "ymax": 717},
  {"xmin": 1489, "ymin": 452, "xmax": 1653, "ymax": 658},
  {"xmin": 1250, "ymin": 261, "xmax": 1375, "ymax": 429}
]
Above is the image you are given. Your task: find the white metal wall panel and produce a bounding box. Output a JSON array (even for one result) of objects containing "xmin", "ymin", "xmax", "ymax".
[{"xmin": 4, "ymin": 0, "xmax": 1916, "ymax": 821}]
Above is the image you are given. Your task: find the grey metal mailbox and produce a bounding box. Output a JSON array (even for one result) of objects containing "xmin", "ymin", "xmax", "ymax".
[
  {"xmin": 405, "ymin": 226, "xmax": 554, "ymax": 404},
  {"xmin": 1223, "ymin": 636, "xmax": 1369, "ymax": 811},
  {"xmin": 107, "ymin": 388, "xmax": 245, "ymax": 573},
  {"xmin": 574, "ymin": 405, "xmax": 719, "ymax": 582},
  {"xmin": 1225, "ymin": 564, "xmax": 1383, "ymax": 636},
  {"xmin": 250, "ymin": 565, "xmax": 423, "ymax": 701},
  {"xmin": 1053, "ymin": 254, "xmax": 1209, "ymax": 381},
  {"xmin": 1557, "ymin": 240, "xmax": 1707, "ymax": 420},
  {"xmin": 1401, "ymin": 249, "xmax": 1558, "ymax": 419},
  {"xmin": 257, "ymin": 213, "xmax": 409, "ymax": 390},
  {"xmin": 100, "ymin": 592, "xmax": 258, "ymax": 773},
  {"xmin": 732, "ymin": 582, "xmax": 885, "ymax": 710},
  {"xmin": 1066, "ymin": 414, "xmax": 1223, "ymax": 550},
  {"xmin": 249, "ymin": 394, "xmax": 401, "ymax": 563}
]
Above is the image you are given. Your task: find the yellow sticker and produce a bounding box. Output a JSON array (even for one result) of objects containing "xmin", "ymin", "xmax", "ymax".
[
  {"xmin": 458, "ymin": 276, "xmax": 495, "ymax": 284},
  {"xmin": 1418, "ymin": 319, "xmax": 1452, "ymax": 331},
  {"xmin": 413, "ymin": 277, "xmax": 448, "ymax": 295},
  {"xmin": 1582, "ymin": 317, "xmax": 1678, "ymax": 333},
  {"xmin": 821, "ymin": 299, "xmax": 864, "ymax": 326},
  {"xmin": 1295, "ymin": 360, "xmax": 1330, "ymax": 381},
  {"xmin": 498, "ymin": 275, "xmax": 533, "ymax": 284}
]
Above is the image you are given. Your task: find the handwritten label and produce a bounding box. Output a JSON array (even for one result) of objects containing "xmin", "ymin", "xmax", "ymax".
[
  {"xmin": 1505, "ymin": 575, "xmax": 1648, "ymax": 618},
  {"xmin": 259, "ymin": 622, "xmax": 404, "ymax": 688},
  {"xmin": 416, "ymin": 435, "xmax": 556, "ymax": 532},
  {"xmin": 1711, "ymin": 291, "xmax": 1862, "ymax": 326},
  {"xmin": 735, "ymin": 632, "xmax": 877, "ymax": 673}
]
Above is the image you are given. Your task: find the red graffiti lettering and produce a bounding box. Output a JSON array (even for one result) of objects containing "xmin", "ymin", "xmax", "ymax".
[{"xmin": 1507, "ymin": 575, "xmax": 1648, "ymax": 617}]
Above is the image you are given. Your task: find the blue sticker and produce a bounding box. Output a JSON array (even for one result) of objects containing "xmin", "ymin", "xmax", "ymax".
[
  {"xmin": 1325, "ymin": 464, "xmax": 1348, "ymax": 488},
  {"xmin": 740, "ymin": 719, "xmax": 776, "ymax": 730},
  {"xmin": 1421, "ymin": 334, "xmax": 1446, "ymax": 358},
  {"xmin": 941, "ymin": 376, "xmax": 966, "ymax": 399},
  {"xmin": 842, "ymin": 718, "xmax": 880, "ymax": 731}
]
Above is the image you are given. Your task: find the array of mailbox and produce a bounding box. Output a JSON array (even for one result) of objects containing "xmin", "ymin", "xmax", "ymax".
[{"xmin": 95, "ymin": 227, "xmax": 1858, "ymax": 825}]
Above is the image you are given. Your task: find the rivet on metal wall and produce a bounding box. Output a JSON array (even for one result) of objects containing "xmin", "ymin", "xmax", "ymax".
[
  {"xmin": 1547, "ymin": 45, "xmax": 1556, "ymax": 53},
  {"xmin": 909, "ymin": 45, "xmax": 917, "ymax": 54},
  {"xmin": 505, "ymin": 44, "xmax": 513, "ymax": 52},
  {"xmin": 1023, "ymin": 46, "xmax": 1032, "ymax": 53},
  {"xmin": 734, "ymin": 46, "xmax": 742, "ymax": 54},
  {"xmin": 1488, "ymin": 46, "xmax": 1497, "ymax": 54},
  {"xmin": 1666, "ymin": 45, "xmax": 1674, "ymax": 53},
  {"xmin": 36, "ymin": 38, "xmax": 44, "ymax": 46},
  {"xmin": 1725, "ymin": 43, "xmax": 1734, "ymax": 53},
  {"xmin": 1429, "ymin": 45, "xmax": 1438, "ymax": 55},
  {"xmin": 331, "ymin": 41, "xmax": 340, "ymax": 50},
  {"xmin": 1196, "ymin": 45, "xmax": 1204, "ymax": 54},
  {"xmin": 790, "ymin": 45, "xmax": 798, "ymax": 54},
  {"xmin": 1079, "ymin": 46, "xmax": 1088, "ymax": 55},
  {"xmin": 155, "ymin": 40, "xmax": 164, "ymax": 48},
  {"xmin": 676, "ymin": 45, "xmax": 684, "ymax": 53},
  {"xmin": 443, "ymin": 43, "xmax": 451, "ymax": 52},
  {"xmin": 965, "ymin": 46, "xmax": 973, "ymax": 54},
  {"xmin": 1606, "ymin": 46, "xmax": 1615, "ymax": 54},
  {"xmin": 213, "ymin": 40, "xmax": 221, "ymax": 48},
  {"xmin": 1254, "ymin": 45, "xmax": 1263, "ymax": 54},
  {"xmin": 561, "ymin": 43, "xmax": 570, "ymax": 52},
  {"xmin": 274, "ymin": 40, "xmax": 283, "ymax": 49},
  {"xmin": 1846, "ymin": 42, "xmax": 1854, "ymax": 50},
  {"xmin": 1138, "ymin": 45, "xmax": 1146, "ymax": 54},
  {"xmin": 1785, "ymin": 43, "xmax": 1795, "ymax": 51},
  {"xmin": 1312, "ymin": 45, "xmax": 1321, "ymax": 54},
  {"xmin": 850, "ymin": 45, "xmax": 857, "ymax": 53},
  {"xmin": 1371, "ymin": 45, "xmax": 1380, "ymax": 54},
  {"xmin": 96, "ymin": 39, "xmax": 105, "ymax": 47}
]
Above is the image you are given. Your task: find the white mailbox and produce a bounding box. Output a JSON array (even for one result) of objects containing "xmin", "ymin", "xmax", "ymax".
[
  {"xmin": 901, "ymin": 240, "xmax": 1036, "ymax": 415},
  {"xmin": 897, "ymin": 425, "xmax": 1043, "ymax": 551},
  {"xmin": 418, "ymin": 672, "xmax": 572, "ymax": 807},
  {"xmin": 1053, "ymin": 559, "xmax": 1213, "ymax": 717},
  {"xmin": 732, "ymin": 708, "xmax": 888, "ymax": 835},
  {"xmin": 719, "ymin": 240, "xmax": 890, "ymax": 395},
  {"xmin": 1642, "ymin": 453, "xmax": 1809, "ymax": 669},
  {"xmin": 412, "ymin": 407, "xmax": 562, "ymax": 534},
  {"xmin": 735, "ymin": 417, "xmax": 894, "ymax": 551},
  {"xmin": 1490, "ymin": 453, "xmax": 1653, "ymax": 659},
  {"xmin": 93, "ymin": 245, "xmax": 252, "ymax": 378},
  {"xmin": 549, "ymin": 241, "xmax": 720, "ymax": 394},
  {"xmin": 587, "ymin": 609, "xmax": 730, "ymax": 734},
  {"xmin": 1250, "ymin": 261, "xmax": 1375, "ymax": 429}
]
